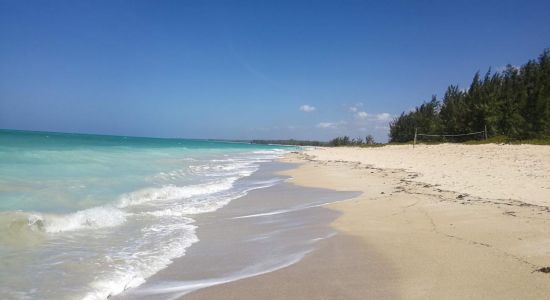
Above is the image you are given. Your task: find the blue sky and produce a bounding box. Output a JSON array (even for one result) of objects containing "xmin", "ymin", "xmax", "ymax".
[{"xmin": 1, "ymin": 0, "xmax": 549, "ymax": 142}]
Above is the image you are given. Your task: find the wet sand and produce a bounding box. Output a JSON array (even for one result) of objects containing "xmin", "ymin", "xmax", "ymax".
[
  {"xmin": 115, "ymin": 162, "xmax": 359, "ymax": 300},
  {"xmin": 184, "ymin": 234, "xmax": 397, "ymax": 300}
]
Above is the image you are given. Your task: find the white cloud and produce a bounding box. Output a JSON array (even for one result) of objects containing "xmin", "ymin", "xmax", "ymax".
[
  {"xmin": 375, "ymin": 113, "xmax": 392, "ymax": 121},
  {"xmin": 349, "ymin": 106, "xmax": 358, "ymax": 112},
  {"xmin": 316, "ymin": 121, "xmax": 346, "ymax": 129},
  {"xmin": 299, "ymin": 105, "xmax": 316, "ymax": 112},
  {"xmin": 354, "ymin": 111, "xmax": 393, "ymax": 122},
  {"xmin": 356, "ymin": 111, "xmax": 369, "ymax": 119}
]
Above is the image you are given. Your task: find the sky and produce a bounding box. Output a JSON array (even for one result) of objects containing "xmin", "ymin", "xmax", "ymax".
[{"xmin": 1, "ymin": 0, "xmax": 549, "ymax": 142}]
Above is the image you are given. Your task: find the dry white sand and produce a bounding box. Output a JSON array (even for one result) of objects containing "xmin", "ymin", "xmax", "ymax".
[{"xmin": 308, "ymin": 144, "xmax": 550, "ymax": 206}]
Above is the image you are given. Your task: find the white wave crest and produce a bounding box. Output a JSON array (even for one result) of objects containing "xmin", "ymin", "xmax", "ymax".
[
  {"xmin": 117, "ymin": 177, "xmax": 238, "ymax": 208},
  {"xmin": 41, "ymin": 206, "xmax": 128, "ymax": 233},
  {"xmin": 252, "ymin": 149, "xmax": 290, "ymax": 155}
]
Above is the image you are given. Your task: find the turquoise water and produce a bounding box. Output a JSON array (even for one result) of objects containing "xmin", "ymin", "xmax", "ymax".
[
  {"xmin": 0, "ymin": 129, "xmax": 293, "ymax": 299},
  {"xmin": 0, "ymin": 129, "xmax": 288, "ymax": 213}
]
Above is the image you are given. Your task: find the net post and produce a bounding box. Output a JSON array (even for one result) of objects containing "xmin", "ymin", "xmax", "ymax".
[
  {"xmin": 413, "ymin": 128, "xmax": 417, "ymax": 148},
  {"xmin": 484, "ymin": 125, "xmax": 488, "ymax": 140}
]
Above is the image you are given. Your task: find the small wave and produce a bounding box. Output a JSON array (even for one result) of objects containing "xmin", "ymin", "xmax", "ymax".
[
  {"xmin": 141, "ymin": 209, "xmax": 186, "ymax": 217},
  {"xmin": 252, "ymin": 149, "xmax": 289, "ymax": 155},
  {"xmin": 42, "ymin": 206, "xmax": 127, "ymax": 233},
  {"xmin": 188, "ymin": 160, "xmax": 259, "ymax": 178},
  {"xmin": 117, "ymin": 177, "xmax": 238, "ymax": 208},
  {"xmin": 0, "ymin": 176, "xmax": 247, "ymax": 238},
  {"xmin": 0, "ymin": 206, "xmax": 128, "ymax": 237},
  {"xmin": 0, "ymin": 212, "xmax": 46, "ymax": 246},
  {"xmin": 82, "ymin": 218, "xmax": 198, "ymax": 300},
  {"xmin": 140, "ymin": 177, "xmax": 284, "ymax": 219}
]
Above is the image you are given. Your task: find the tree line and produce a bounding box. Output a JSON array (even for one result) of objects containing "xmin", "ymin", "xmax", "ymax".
[
  {"xmin": 329, "ymin": 135, "xmax": 376, "ymax": 146},
  {"xmin": 250, "ymin": 139, "xmax": 329, "ymax": 146},
  {"xmin": 389, "ymin": 49, "xmax": 550, "ymax": 142},
  {"xmin": 251, "ymin": 135, "xmax": 376, "ymax": 147}
]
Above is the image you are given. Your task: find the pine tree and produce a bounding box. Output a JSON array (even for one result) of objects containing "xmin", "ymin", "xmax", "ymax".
[{"xmin": 389, "ymin": 49, "xmax": 550, "ymax": 142}]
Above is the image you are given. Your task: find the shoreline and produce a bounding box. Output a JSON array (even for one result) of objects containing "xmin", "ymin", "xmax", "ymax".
[
  {"xmin": 115, "ymin": 161, "xmax": 358, "ymax": 300},
  {"xmin": 184, "ymin": 144, "xmax": 550, "ymax": 299}
]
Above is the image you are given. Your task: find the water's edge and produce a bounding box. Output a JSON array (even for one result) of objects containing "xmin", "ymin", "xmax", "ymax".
[{"xmin": 114, "ymin": 161, "xmax": 360, "ymax": 300}]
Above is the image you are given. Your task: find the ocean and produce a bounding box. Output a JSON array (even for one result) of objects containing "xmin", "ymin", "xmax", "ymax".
[{"xmin": 0, "ymin": 129, "xmax": 294, "ymax": 299}]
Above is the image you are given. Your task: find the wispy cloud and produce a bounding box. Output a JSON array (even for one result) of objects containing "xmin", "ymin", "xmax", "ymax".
[
  {"xmin": 354, "ymin": 111, "xmax": 392, "ymax": 122},
  {"xmin": 316, "ymin": 121, "xmax": 346, "ymax": 129},
  {"xmin": 356, "ymin": 111, "xmax": 368, "ymax": 119},
  {"xmin": 375, "ymin": 112, "xmax": 392, "ymax": 121},
  {"xmin": 299, "ymin": 104, "xmax": 316, "ymax": 112}
]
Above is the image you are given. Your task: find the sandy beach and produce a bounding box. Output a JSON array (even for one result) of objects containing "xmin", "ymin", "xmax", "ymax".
[
  {"xmin": 4, "ymin": 1, "xmax": 550, "ymax": 298},
  {"xmin": 186, "ymin": 144, "xmax": 550, "ymax": 299}
]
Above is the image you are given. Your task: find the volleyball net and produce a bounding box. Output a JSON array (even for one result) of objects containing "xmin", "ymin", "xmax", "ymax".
[{"xmin": 413, "ymin": 126, "xmax": 488, "ymax": 146}]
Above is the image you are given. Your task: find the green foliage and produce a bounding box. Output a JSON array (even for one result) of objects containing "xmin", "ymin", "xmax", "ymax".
[
  {"xmin": 365, "ymin": 134, "xmax": 375, "ymax": 145},
  {"xmin": 252, "ymin": 135, "xmax": 380, "ymax": 147},
  {"xmin": 389, "ymin": 96, "xmax": 441, "ymax": 143},
  {"xmin": 389, "ymin": 49, "xmax": 550, "ymax": 143},
  {"xmin": 329, "ymin": 136, "xmax": 351, "ymax": 146},
  {"xmin": 329, "ymin": 135, "xmax": 378, "ymax": 146},
  {"xmin": 464, "ymin": 135, "xmax": 550, "ymax": 145}
]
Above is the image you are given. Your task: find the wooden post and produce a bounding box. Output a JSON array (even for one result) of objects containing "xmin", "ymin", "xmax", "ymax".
[
  {"xmin": 484, "ymin": 125, "xmax": 488, "ymax": 140},
  {"xmin": 413, "ymin": 128, "xmax": 417, "ymax": 148}
]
